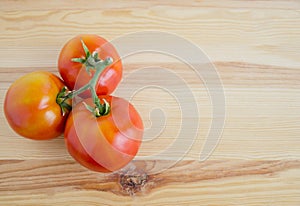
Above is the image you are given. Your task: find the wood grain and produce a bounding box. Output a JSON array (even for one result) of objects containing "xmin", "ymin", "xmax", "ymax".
[
  {"xmin": 1, "ymin": 0, "xmax": 300, "ymax": 68},
  {"xmin": 1, "ymin": 62, "xmax": 299, "ymax": 161},
  {"xmin": 1, "ymin": 0, "xmax": 300, "ymax": 205},
  {"xmin": 0, "ymin": 159, "xmax": 300, "ymax": 205}
]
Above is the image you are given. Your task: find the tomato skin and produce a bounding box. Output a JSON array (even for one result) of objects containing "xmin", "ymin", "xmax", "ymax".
[
  {"xmin": 64, "ymin": 95, "xmax": 144, "ymax": 172},
  {"xmin": 4, "ymin": 71, "xmax": 68, "ymax": 140},
  {"xmin": 58, "ymin": 34, "xmax": 122, "ymax": 97}
]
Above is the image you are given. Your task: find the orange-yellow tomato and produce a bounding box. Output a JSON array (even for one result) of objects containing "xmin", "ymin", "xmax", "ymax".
[
  {"xmin": 64, "ymin": 95, "xmax": 144, "ymax": 172},
  {"xmin": 4, "ymin": 71, "xmax": 68, "ymax": 140}
]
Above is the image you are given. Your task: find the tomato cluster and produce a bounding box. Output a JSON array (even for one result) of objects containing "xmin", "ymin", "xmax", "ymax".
[{"xmin": 4, "ymin": 35, "xmax": 144, "ymax": 173}]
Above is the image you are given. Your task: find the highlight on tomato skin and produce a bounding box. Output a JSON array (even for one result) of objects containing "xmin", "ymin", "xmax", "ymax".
[
  {"xmin": 64, "ymin": 95, "xmax": 144, "ymax": 173},
  {"xmin": 4, "ymin": 71, "xmax": 69, "ymax": 140},
  {"xmin": 58, "ymin": 34, "xmax": 123, "ymax": 98}
]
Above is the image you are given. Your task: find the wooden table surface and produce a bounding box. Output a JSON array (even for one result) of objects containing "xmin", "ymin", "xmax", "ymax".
[{"xmin": 1, "ymin": 0, "xmax": 300, "ymax": 205}]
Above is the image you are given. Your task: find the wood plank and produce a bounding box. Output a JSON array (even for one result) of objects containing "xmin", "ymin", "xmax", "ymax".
[
  {"xmin": 1, "ymin": 63, "xmax": 300, "ymax": 161},
  {"xmin": 1, "ymin": 1, "xmax": 300, "ymax": 68},
  {"xmin": 1, "ymin": 0, "xmax": 300, "ymax": 11},
  {"xmin": 0, "ymin": 159, "xmax": 299, "ymax": 205}
]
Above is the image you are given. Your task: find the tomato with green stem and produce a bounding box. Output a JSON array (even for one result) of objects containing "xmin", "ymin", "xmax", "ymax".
[
  {"xmin": 58, "ymin": 34, "xmax": 122, "ymax": 97},
  {"xmin": 64, "ymin": 95, "xmax": 144, "ymax": 172},
  {"xmin": 4, "ymin": 71, "xmax": 71, "ymax": 140}
]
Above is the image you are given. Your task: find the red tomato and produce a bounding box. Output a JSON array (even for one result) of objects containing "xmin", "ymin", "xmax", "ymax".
[
  {"xmin": 64, "ymin": 95, "xmax": 144, "ymax": 172},
  {"xmin": 4, "ymin": 71, "xmax": 69, "ymax": 140},
  {"xmin": 58, "ymin": 34, "xmax": 122, "ymax": 97}
]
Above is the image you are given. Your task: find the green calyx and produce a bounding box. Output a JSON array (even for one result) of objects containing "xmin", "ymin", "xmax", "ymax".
[
  {"xmin": 56, "ymin": 86, "xmax": 72, "ymax": 116},
  {"xmin": 71, "ymin": 39, "xmax": 103, "ymax": 76},
  {"xmin": 83, "ymin": 99, "xmax": 110, "ymax": 118},
  {"xmin": 57, "ymin": 39, "xmax": 113, "ymax": 117}
]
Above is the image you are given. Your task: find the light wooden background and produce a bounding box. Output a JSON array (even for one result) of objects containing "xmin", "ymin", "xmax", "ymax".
[{"xmin": 1, "ymin": 0, "xmax": 300, "ymax": 205}]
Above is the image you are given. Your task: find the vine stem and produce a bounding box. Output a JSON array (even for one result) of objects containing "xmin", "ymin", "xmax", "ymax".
[
  {"xmin": 56, "ymin": 39, "xmax": 113, "ymax": 117},
  {"xmin": 66, "ymin": 58, "xmax": 113, "ymax": 100}
]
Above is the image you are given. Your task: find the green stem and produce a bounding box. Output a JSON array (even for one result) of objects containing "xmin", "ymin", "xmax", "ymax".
[
  {"xmin": 66, "ymin": 58, "xmax": 112, "ymax": 99},
  {"xmin": 57, "ymin": 39, "xmax": 113, "ymax": 117},
  {"xmin": 66, "ymin": 84, "xmax": 90, "ymax": 99}
]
